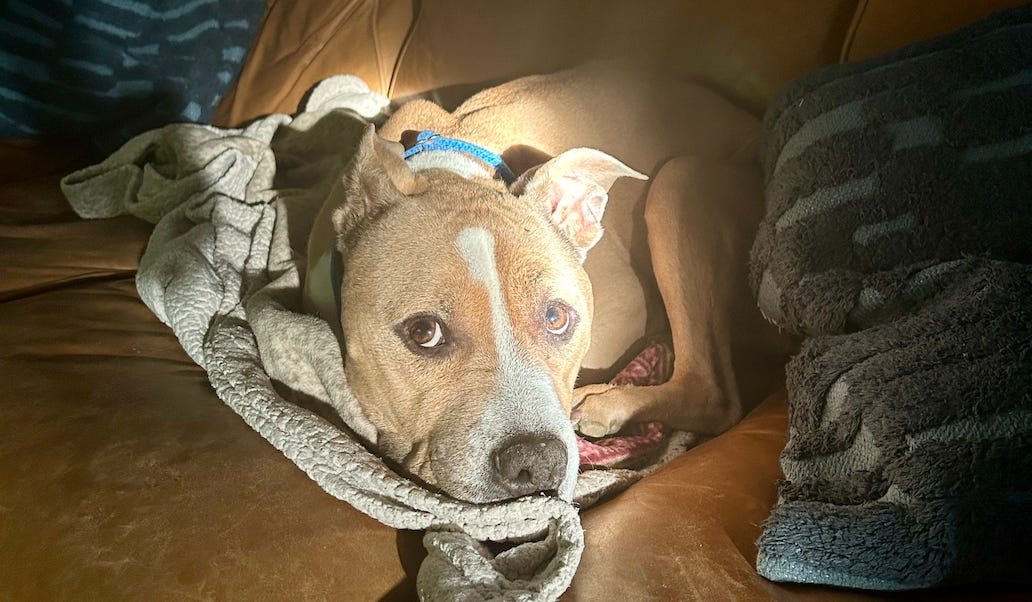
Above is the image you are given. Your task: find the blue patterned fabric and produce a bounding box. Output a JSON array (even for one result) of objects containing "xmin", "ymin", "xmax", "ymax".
[{"xmin": 0, "ymin": 0, "xmax": 265, "ymax": 153}]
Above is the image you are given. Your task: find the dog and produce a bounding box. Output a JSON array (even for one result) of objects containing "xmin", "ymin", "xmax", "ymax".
[{"xmin": 302, "ymin": 63, "xmax": 790, "ymax": 503}]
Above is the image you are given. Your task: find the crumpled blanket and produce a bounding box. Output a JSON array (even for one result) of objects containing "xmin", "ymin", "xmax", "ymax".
[
  {"xmin": 751, "ymin": 4, "xmax": 1032, "ymax": 591},
  {"xmin": 61, "ymin": 74, "xmax": 696, "ymax": 600}
]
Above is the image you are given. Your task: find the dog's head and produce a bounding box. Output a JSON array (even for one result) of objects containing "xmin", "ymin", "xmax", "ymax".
[{"xmin": 332, "ymin": 127, "xmax": 644, "ymax": 503}]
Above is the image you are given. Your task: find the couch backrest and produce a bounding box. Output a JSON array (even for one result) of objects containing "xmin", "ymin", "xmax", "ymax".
[
  {"xmin": 842, "ymin": 0, "xmax": 1027, "ymax": 61},
  {"xmin": 213, "ymin": 0, "xmax": 1026, "ymax": 127},
  {"xmin": 385, "ymin": 0, "xmax": 858, "ymax": 112}
]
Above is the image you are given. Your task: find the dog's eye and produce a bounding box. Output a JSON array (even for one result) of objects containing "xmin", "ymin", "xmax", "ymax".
[
  {"xmin": 407, "ymin": 317, "xmax": 445, "ymax": 348},
  {"xmin": 544, "ymin": 303, "xmax": 572, "ymax": 336}
]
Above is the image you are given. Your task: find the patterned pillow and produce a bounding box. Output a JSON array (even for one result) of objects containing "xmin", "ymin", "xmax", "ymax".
[{"xmin": 0, "ymin": 0, "xmax": 265, "ymax": 153}]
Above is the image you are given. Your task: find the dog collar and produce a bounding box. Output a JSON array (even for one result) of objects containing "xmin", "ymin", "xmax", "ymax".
[{"xmin": 403, "ymin": 130, "xmax": 516, "ymax": 185}]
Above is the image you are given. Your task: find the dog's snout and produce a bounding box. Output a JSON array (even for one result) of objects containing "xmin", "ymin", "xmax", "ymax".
[{"xmin": 491, "ymin": 434, "xmax": 567, "ymax": 497}]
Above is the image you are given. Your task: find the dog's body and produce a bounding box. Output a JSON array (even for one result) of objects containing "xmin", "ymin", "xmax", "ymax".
[{"xmin": 302, "ymin": 64, "xmax": 789, "ymax": 503}]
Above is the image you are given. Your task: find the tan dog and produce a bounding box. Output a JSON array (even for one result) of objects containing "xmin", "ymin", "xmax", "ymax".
[{"xmin": 303, "ymin": 63, "xmax": 789, "ymax": 503}]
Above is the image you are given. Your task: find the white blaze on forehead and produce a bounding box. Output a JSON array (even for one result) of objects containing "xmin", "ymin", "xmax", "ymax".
[
  {"xmin": 455, "ymin": 227, "xmax": 517, "ymax": 357},
  {"xmin": 454, "ymin": 226, "xmax": 579, "ymax": 500}
]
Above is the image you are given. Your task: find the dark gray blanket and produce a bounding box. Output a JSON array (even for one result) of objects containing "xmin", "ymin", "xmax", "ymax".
[
  {"xmin": 752, "ymin": 4, "xmax": 1032, "ymax": 336},
  {"xmin": 752, "ymin": 4, "xmax": 1032, "ymax": 591}
]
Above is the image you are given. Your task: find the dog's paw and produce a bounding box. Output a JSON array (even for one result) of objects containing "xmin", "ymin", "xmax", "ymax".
[{"xmin": 571, "ymin": 383, "xmax": 632, "ymax": 438}]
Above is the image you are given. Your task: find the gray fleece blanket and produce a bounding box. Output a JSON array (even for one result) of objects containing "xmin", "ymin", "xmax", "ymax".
[
  {"xmin": 752, "ymin": 5, "xmax": 1032, "ymax": 590},
  {"xmin": 61, "ymin": 75, "xmax": 695, "ymax": 601}
]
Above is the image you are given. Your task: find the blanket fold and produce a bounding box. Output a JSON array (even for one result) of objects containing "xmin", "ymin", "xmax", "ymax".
[
  {"xmin": 753, "ymin": 4, "xmax": 1032, "ymax": 591},
  {"xmin": 61, "ymin": 74, "xmax": 694, "ymax": 600}
]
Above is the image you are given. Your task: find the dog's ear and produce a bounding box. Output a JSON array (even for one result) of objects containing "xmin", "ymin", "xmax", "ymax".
[
  {"xmin": 514, "ymin": 148, "xmax": 647, "ymax": 257},
  {"xmin": 334, "ymin": 125, "xmax": 428, "ymax": 240}
]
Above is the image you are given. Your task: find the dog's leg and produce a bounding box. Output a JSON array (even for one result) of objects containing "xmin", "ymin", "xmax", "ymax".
[{"xmin": 574, "ymin": 156, "xmax": 782, "ymax": 437}]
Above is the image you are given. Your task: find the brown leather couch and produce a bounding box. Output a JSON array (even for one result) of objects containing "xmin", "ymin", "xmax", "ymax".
[{"xmin": 2, "ymin": 1, "xmax": 1028, "ymax": 599}]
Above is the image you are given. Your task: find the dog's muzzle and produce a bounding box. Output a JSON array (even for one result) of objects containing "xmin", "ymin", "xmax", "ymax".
[{"xmin": 490, "ymin": 433, "xmax": 567, "ymax": 497}]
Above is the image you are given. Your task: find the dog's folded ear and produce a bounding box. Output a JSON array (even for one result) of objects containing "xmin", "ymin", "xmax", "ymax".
[
  {"xmin": 334, "ymin": 125, "xmax": 428, "ymax": 240},
  {"xmin": 514, "ymin": 148, "xmax": 647, "ymax": 258}
]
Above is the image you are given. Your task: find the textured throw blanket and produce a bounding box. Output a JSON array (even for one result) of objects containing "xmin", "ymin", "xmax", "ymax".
[
  {"xmin": 61, "ymin": 75, "xmax": 695, "ymax": 600},
  {"xmin": 752, "ymin": 5, "xmax": 1032, "ymax": 590}
]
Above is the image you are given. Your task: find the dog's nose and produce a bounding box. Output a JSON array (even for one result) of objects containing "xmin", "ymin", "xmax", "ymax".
[{"xmin": 491, "ymin": 434, "xmax": 567, "ymax": 497}]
